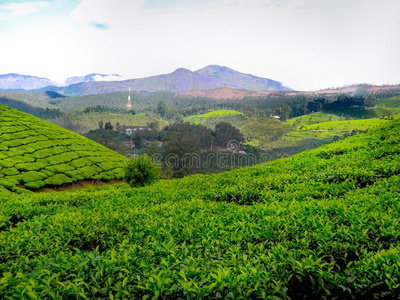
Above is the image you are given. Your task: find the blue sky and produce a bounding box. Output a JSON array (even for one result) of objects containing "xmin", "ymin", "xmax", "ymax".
[{"xmin": 0, "ymin": 0, "xmax": 399, "ymax": 90}]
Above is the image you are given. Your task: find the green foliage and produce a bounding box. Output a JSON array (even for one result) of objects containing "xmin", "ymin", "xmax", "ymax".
[
  {"xmin": 0, "ymin": 92, "xmax": 61, "ymax": 119},
  {"xmin": 214, "ymin": 122, "xmax": 244, "ymax": 147},
  {"xmin": 183, "ymin": 109, "xmax": 243, "ymax": 125},
  {"xmin": 0, "ymin": 119, "xmax": 400, "ymax": 298},
  {"xmin": 124, "ymin": 155, "xmax": 161, "ymax": 187},
  {"xmin": 50, "ymin": 110, "xmax": 168, "ymax": 134},
  {"xmin": 0, "ymin": 105, "xmax": 126, "ymax": 191},
  {"xmin": 184, "ymin": 110, "xmax": 290, "ymax": 148},
  {"xmin": 378, "ymin": 96, "xmax": 400, "ymax": 108}
]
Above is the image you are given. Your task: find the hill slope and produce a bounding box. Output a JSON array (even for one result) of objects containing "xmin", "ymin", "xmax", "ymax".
[
  {"xmin": 0, "ymin": 105, "xmax": 126, "ymax": 192},
  {"xmin": 1, "ymin": 119, "xmax": 400, "ymax": 298}
]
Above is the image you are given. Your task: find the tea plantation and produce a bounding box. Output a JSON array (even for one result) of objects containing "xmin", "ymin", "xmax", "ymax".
[
  {"xmin": 0, "ymin": 105, "xmax": 126, "ymax": 192},
  {"xmin": 1, "ymin": 117, "xmax": 400, "ymax": 298}
]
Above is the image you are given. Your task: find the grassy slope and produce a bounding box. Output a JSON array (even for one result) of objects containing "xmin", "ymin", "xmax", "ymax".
[
  {"xmin": 183, "ymin": 109, "xmax": 243, "ymax": 125},
  {"xmin": 286, "ymin": 108, "xmax": 400, "ymax": 127},
  {"xmin": 283, "ymin": 110, "xmax": 397, "ymax": 144},
  {"xmin": 183, "ymin": 110, "xmax": 290, "ymax": 148},
  {"xmin": 0, "ymin": 105, "xmax": 126, "ymax": 192},
  {"xmin": 377, "ymin": 96, "xmax": 400, "ymax": 108},
  {"xmin": 1, "ymin": 120, "xmax": 400, "ymax": 298}
]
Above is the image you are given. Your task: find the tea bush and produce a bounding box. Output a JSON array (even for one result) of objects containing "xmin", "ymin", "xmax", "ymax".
[
  {"xmin": 124, "ymin": 155, "xmax": 161, "ymax": 187},
  {"xmin": 0, "ymin": 118, "xmax": 400, "ymax": 298},
  {"xmin": 0, "ymin": 105, "xmax": 126, "ymax": 191}
]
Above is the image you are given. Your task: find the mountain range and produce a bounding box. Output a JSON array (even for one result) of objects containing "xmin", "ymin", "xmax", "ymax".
[
  {"xmin": 0, "ymin": 73, "xmax": 60, "ymax": 90},
  {"xmin": 0, "ymin": 65, "xmax": 291, "ymax": 96}
]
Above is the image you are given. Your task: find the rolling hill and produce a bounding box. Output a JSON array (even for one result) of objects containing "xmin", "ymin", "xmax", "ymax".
[
  {"xmin": 0, "ymin": 105, "xmax": 126, "ymax": 192},
  {"xmin": 0, "ymin": 118, "xmax": 400, "ymax": 298}
]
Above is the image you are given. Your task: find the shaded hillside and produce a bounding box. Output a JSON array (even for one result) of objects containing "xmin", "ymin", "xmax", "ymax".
[
  {"xmin": 0, "ymin": 92, "xmax": 61, "ymax": 119},
  {"xmin": 0, "ymin": 105, "xmax": 126, "ymax": 192}
]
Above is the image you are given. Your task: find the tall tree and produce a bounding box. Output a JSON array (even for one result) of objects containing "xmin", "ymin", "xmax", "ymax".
[{"xmin": 214, "ymin": 122, "xmax": 244, "ymax": 148}]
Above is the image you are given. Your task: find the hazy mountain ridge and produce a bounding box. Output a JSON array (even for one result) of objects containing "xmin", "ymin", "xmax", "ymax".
[
  {"xmin": 0, "ymin": 65, "xmax": 290, "ymax": 96},
  {"xmin": 0, "ymin": 73, "xmax": 60, "ymax": 90}
]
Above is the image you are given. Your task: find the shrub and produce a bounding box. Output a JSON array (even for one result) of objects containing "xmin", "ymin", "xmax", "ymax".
[
  {"xmin": 124, "ymin": 155, "xmax": 160, "ymax": 187},
  {"xmin": 25, "ymin": 180, "xmax": 46, "ymax": 190}
]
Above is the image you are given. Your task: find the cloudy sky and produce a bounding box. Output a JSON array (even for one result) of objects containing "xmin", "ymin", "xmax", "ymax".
[{"xmin": 0, "ymin": 0, "xmax": 399, "ymax": 90}]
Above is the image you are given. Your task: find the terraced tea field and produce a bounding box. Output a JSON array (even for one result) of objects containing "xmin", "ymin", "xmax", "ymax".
[
  {"xmin": 1, "ymin": 117, "xmax": 400, "ymax": 298},
  {"xmin": 0, "ymin": 105, "xmax": 126, "ymax": 192},
  {"xmin": 283, "ymin": 116, "xmax": 395, "ymax": 144}
]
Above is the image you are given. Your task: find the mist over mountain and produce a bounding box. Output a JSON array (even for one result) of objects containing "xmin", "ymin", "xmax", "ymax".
[
  {"xmin": 65, "ymin": 73, "xmax": 122, "ymax": 85},
  {"xmin": 0, "ymin": 74, "xmax": 60, "ymax": 90},
  {"xmin": 0, "ymin": 65, "xmax": 290, "ymax": 95}
]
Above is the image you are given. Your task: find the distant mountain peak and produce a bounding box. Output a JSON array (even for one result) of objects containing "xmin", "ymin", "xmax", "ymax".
[{"xmin": 171, "ymin": 68, "xmax": 193, "ymax": 75}]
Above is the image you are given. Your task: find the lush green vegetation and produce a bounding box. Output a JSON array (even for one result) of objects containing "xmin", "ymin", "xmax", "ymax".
[
  {"xmin": 124, "ymin": 155, "xmax": 161, "ymax": 187},
  {"xmin": 304, "ymin": 118, "xmax": 389, "ymax": 131},
  {"xmin": 282, "ymin": 111, "xmax": 398, "ymax": 149},
  {"xmin": 0, "ymin": 119, "xmax": 400, "ymax": 298},
  {"xmin": 183, "ymin": 110, "xmax": 243, "ymax": 125},
  {"xmin": 0, "ymin": 105, "xmax": 126, "ymax": 192},
  {"xmin": 183, "ymin": 110, "xmax": 290, "ymax": 148},
  {"xmin": 50, "ymin": 109, "xmax": 168, "ymax": 134},
  {"xmin": 377, "ymin": 96, "xmax": 400, "ymax": 108},
  {"xmin": 0, "ymin": 92, "xmax": 61, "ymax": 120}
]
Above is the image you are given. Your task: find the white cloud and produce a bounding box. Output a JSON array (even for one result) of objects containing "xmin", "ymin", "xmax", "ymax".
[
  {"xmin": 93, "ymin": 74, "xmax": 124, "ymax": 81},
  {"xmin": 0, "ymin": 1, "xmax": 48, "ymax": 21},
  {"xmin": 0, "ymin": 0, "xmax": 399, "ymax": 90},
  {"xmin": 70, "ymin": 0, "xmax": 144, "ymax": 28}
]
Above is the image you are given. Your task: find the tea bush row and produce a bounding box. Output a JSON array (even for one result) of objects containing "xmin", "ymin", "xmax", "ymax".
[
  {"xmin": 0, "ymin": 105, "xmax": 126, "ymax": 191},
  {"xmin": 0, "ymin": 119, "xmax": 400, "ymax": 298}
]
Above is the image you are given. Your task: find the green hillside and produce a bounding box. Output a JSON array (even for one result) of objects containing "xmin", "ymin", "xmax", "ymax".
[
  {"xmin": 0, "ymin": 92, "xmax": 56, "ymax": 109},
  {"xmin": 183, "ymin": 110, "xmax": 244, "ymax": 125},
  {"xmin": 0, "ymin": 105, "xmax": 126, "ymax": 192},
  {"xmin": 282, "ymin": 112, "xmax": 398, "ymax": 148},
  {"xmin": 184, "ymin": 110, "xmax": 290, "ymax": 148},
  {"xmin": 378, "ymin": 96, "xmax": 400, "ymax": 108},
  {"xmin": 305, "ymin": 118, "xmax": 389, "ymax": 130},
  {"xmin": 1, "ymin": 119, "xmax": 400, "ymax": 298},
  {"xmin": 50, "ymin": 110, "xmax": 168, "ymax": 134},
  {"xmin": 286, "ymin": 108, "xmax": 400, "ymax": 127}
]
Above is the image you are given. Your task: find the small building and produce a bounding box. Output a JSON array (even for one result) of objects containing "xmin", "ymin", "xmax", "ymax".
[
  {"xmin": 270, "ymin": 115, "xmax": 280, "ymax": 119},
  {"xmin": 118, "ymin": 126, "xmax": 151, "ymax": 135},
  {"xmin": 123, "ymin": 141, "xmax": 135, "ymax": 148}
]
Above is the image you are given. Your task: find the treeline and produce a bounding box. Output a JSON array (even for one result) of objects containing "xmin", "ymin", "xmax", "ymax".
[
  {"xmin": 40, "ymin": 87, "xmax": 398, "ymax": 123},
  {"xmin": 86, "ymin": 122, "xmax": 263, "ymax": 178},
  {"xmin": 0, "ymin": 97, "xmax": 61, "ymax": 119}
]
